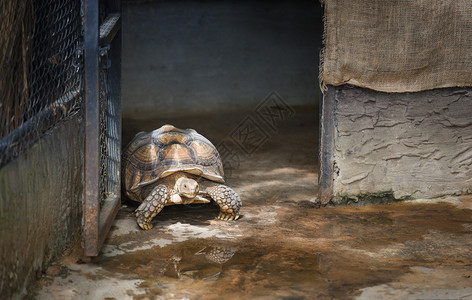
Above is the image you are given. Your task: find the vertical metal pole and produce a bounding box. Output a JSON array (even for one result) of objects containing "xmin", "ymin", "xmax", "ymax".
[
  {"xmin": 317, "ymin": 86, "xmax": 335, "ymax": 206},
  {"xmin": 83, "ymin": 0, "xmax": 100, "ymax": 256}
]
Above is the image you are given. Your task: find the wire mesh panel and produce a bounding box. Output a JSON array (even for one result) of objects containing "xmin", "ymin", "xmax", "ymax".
[
  {"xmin": 0, "ymin": 0, "xmax": 83, "ymax": 167},
  {"xmin": 99, "ymin": 14, "xmax": 121, "ymax": 209}
]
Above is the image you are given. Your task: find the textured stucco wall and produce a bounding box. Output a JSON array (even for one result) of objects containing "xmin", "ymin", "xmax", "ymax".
[
  {"xmin": 331, "ymin": 86, "xmax": 472, "ymax": 202},
  {"xmin": 0, "ymin": 115, "xmax": 83, "ymax": 298}
]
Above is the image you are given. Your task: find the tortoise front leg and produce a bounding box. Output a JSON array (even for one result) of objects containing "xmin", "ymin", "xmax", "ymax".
[
  {"xmin": 136, "ymin": 184, "xmax": 169, "ymax": 230},
  {"xmin": 207, "ymin": 185, "xmax": 242, "ymax": 220}
]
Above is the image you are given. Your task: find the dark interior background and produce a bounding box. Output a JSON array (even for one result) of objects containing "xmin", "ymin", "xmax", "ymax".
[{"xmin": 121, "ymin": 0, "xmax": 323, "ymax": 117}]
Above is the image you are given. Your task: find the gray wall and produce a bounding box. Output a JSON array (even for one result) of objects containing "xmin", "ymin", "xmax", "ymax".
[
  {"xmin": 122, "ymin": 0, "xmax": 322, "ymax": 116},
  {"xmin": 325, "ymin": 86, "xmax": 472, "ymax": 203},
  {"xmin": 0, "ymin": 115, "xmax": 83, "ymax": 298}
]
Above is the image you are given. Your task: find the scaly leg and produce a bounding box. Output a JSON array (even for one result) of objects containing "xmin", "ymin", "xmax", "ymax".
[
  {"xmin": 207, "ymin": 185, "xmax": 242, "ymax": 220},
  {"xmin": 136, "ymin": 184, "xmax": 169, "ymax": 230}
]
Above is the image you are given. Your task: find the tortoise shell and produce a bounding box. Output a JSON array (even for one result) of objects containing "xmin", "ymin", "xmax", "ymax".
[{"xmin": 122, "ymin": 124, "xmax": 224, "ymax": 201}]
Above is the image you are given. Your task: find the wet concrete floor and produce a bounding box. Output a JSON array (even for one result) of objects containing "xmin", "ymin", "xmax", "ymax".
[{"xmin": 37, "ymin": 107, "xmax": 472, "ymax": 299}]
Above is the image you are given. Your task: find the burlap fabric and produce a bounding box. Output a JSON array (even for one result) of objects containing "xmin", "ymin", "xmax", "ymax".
[{"xmin": 320, "ymin": 1, "xmax": 472, "ymax": 93}]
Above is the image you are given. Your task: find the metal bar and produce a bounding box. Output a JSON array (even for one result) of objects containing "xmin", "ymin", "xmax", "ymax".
[
  {"xmin": 99, "ymin": 13, "xmax": 121, "ymax": 44},
  {"xmin": 317, "ymin": 86, "xmax": 336, "ymax": 206},
  {"xmin": 83, "ymin": 0, "xmax": 101, "ymax": 256},
  {"xmin": 0, "ymin": 89, "xmax": 81, "ymax": 167}
]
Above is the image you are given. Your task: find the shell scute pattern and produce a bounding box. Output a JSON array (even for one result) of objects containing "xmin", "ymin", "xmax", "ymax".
[{"xmin": 122, "ymin": 125, "xmax": 225, "ymax": 201}]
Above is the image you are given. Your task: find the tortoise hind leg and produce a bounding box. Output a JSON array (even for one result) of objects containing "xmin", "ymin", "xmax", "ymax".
[
  {"xmin": 136, "ymin": 184, "xmax": 169, "ymax": 230},
  {"xmin": 207, "ymin": 185, "xmax": 242, "ymax": 221}
]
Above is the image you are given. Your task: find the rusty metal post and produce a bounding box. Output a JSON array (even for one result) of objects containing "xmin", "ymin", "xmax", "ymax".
[
  {"xmin": 83, "ymin": 0, "xmax": 101, "ymax": 256},
  {"xmin": 83, "ymin": 0, "xmax": 122, "ymax": 256}
]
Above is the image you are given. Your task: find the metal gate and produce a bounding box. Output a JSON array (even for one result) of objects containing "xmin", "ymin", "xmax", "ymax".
[{"xmin": 83, "ymin": 0, "xmax": 122, "ymax": 256}]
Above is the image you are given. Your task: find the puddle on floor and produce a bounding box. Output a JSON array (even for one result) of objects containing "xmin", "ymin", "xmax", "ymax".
[
  {"xmin": 37, "ymin": 198, "xmax": 472, "ymax": 299},
  {"xmin": 94, "ymin": 238, "xmax": 323, "ymax": 299}
]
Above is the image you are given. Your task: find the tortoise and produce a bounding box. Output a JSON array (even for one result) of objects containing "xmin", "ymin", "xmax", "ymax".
[{"xmin": 122, "ymin": 124, "xmax": 242, "ymax": 230}]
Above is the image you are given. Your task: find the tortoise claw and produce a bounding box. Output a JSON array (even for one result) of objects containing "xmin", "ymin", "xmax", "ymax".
[
  {"xmin": 208, "ymin": 185, "xmax": 241, "ymax": 222},
  {"xmin": 138, "ymin": 221, "xmax": 153, "ymax": 230},
  {"xmin": 137, "ymin": 211, "xmax": 154, "ymax": 230},
  {"xmin": 217, "ymin": 212, "xmax": 239, "ymax": 221}
]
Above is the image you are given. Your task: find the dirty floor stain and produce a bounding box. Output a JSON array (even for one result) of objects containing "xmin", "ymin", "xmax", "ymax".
[{"xmin": 36, "ymin": 107, "xmax": 472, "ymax": 299}]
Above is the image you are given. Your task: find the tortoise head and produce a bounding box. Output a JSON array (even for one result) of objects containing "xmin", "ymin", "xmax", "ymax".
[{"xmin": 175, "ymin": 176, "xmax": 199, "ymax": 199}]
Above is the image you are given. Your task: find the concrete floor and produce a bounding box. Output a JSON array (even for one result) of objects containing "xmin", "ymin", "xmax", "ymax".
[{"xmin": 36, "ymin": 107, "xmax": 472, "ymax": 299}]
